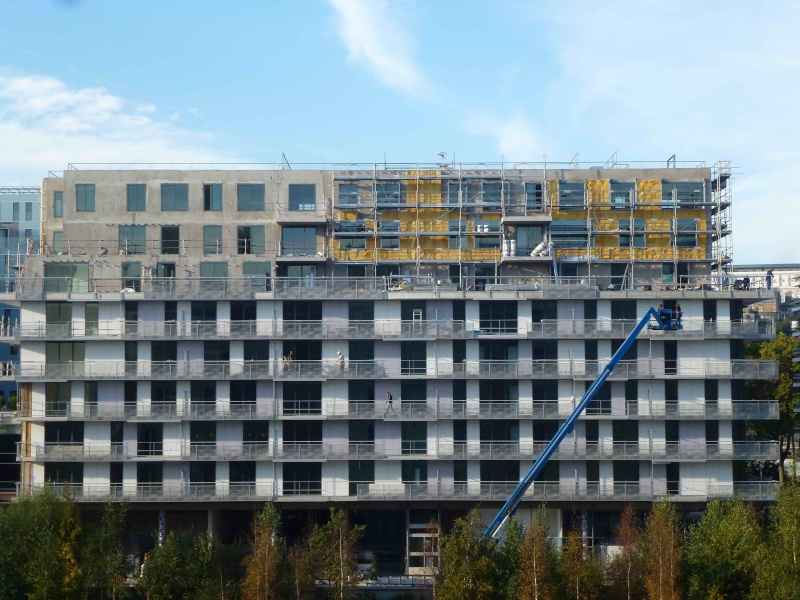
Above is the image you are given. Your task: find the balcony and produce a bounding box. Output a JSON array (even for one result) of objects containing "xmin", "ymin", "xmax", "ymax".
[
  {"xmin": 24, "ymin": 402, "xmax": 275, "ymax": 421},
  {"xmin": 17, "ymin": 319, "xmax": 475, "ymax": 341},
  {"xmin": 527, "ymin": 318, "xmax": 774, "ymax": 340},
  {"xmin": 19, "ymin": 441, "xmax": 275, "ymax": 461},
  {"xmin": 19, "ymin": 479, "xmax": 778, "ymax": 503},
  {"xmin": 16, "ymin": 358, "xmax": 779, "ymax": 382}
]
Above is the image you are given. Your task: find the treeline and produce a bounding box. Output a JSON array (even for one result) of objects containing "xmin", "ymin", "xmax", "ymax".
[
  {"xmin": 435, "ymin": 485, "xmax": 800, "ymax": 600},
  {"xmin": 0, "ymin": 488, "xmax": 365, "ymax": 600},
  {"xmin": 1, "ymin": 486, "xmax": 799, "ymax": 599}
]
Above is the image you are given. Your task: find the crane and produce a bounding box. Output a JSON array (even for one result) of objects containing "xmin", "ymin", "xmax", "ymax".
[{"xmin": 484, "ymin": 306, "xmax": 680, "ymax": 540}]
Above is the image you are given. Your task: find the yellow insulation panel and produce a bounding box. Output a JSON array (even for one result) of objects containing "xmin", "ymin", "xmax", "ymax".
[
  {"xmin": 637, "ymin": 179, "xmax": 661, "ymax": 204},
  {"xmin": 406, "ymin": 170, "xmax": 442, "ymax": 205},
  {"xmin": 547, "ymin": 180, "xmax": 559, "ymax": 209},
  {"xmin": 587, "ymin": 179, "xmax": 610, "ymax": 209}
]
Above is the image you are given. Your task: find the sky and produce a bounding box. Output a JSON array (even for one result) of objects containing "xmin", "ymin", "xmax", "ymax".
[{"xmin": 0, "ymin": 0, "xmax": 797, "ymax": 264}]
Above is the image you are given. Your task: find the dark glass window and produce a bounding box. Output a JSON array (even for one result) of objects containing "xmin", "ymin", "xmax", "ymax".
[
  {"xmin": 161, "ymin": 226, "xmax": 180, "ymax": 254},
  {"xmin": 289, "ymin": 184, "xmax": 316, "ymax": 211},
  {"xmin": 237, "ymin": 184, "xmax": 265, "ymax": 211},
  {"xmin": 127, "ymin": 184, "xmax": 146, "ymax": 211},
  {"xmin": 203, "ymin": 183, "xmax": 222, "ymax": 211},
  {"xmin": 76, "ymin": 184, "xmax": 95, "ymax": 212},
  {"xmin": 161, "ymin": 184, "xmax": 189, "ymax": 211}
]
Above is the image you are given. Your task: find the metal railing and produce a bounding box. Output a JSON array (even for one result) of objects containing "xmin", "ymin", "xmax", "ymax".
[
  {"xmin": 18, "ymin": 319, "xmax": 475, "ymax": 341},
  {"xmin": 16, "ymin": 358, "xmax": 779, "ymax": 382},
  {"xmin": 18, "ymin": 479, "xmax": 777, "ymax": 503},
  {"xmin": 527, "ymin": 318, "xmax": 774, "ymax": 340},
  {"xmin": 0, "ymin": 274, "xmax": 775, "ymax": 301},
  {"xmin": 19, "ymin": 440, "xmax": 778, "ymax": 462}
]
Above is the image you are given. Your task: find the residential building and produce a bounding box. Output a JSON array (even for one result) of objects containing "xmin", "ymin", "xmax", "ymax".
[{"xmin": 10, "ymin": 161, "xmax": 778, "ymax": 573}]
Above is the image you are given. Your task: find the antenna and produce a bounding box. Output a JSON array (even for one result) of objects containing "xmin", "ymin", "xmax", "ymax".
[
  {"xmin": 437, "ymin": 152, "xmax": 448, "ymax": 168},
  {"xmin": 281, "ymin": 153, "xmax": 291, "ymax": 170}
]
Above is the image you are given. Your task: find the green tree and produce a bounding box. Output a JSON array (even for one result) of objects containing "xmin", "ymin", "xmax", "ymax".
[
  {"xmin": 746, "ymin": 332, "xmax": 800, "ymax": 484},
  {"xmin": 605, "ymin": 504, "xmax": 645, "ymax": 600},
  {"xmin": 516, "ymin": 507, "xmax": 560, "ymax": 600},
  {"xmin": 138, "ymin": 531, "xmax": 190, "ymax": 600},
  {"xmin": 316, "ymin": 507, "xmax": 364, "ymax": 600},
  {"xmin": 242, "ymin": 503, "xmax": 286, "ymax": 600},
  {"xmin": 82, "ymin": 502, "xmax": 132, "ymax": 600},
  {"xmin": 752, "ymin": 484, "xmax": 800, "ymax": 600},
  {"xmin": 641, "ymin": 500, "xmax": 681, "ymax": 600},
  {"xmin": 494, "ymin": 517, "xmax": 522, "ymax": 600},
  {"xmin": 561, "ymin": 528, "xmax": 603, "ymax": 600},
  {"xmin": 436, "ymin": 509, "xmax": 496, "ymax": 600},
  {"xmin": 186, "ymin": 531, "xmax": 244, "ymax": 600},
  {"xmin": 684, "ymin": 499, "xmax": 763, "ymax": 600}
]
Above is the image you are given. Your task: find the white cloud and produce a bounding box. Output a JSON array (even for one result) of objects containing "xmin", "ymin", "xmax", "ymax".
[
  {"xmin": 466, "ymin": 113, "xmax": 547, "ymax": 162},
  {"xmin": 0, "ymin": 71, "xmax": 237, "ymax": 184},
  {"xmin": 326, "ymin": 0, "xmax": 429, "ymax": 96}
]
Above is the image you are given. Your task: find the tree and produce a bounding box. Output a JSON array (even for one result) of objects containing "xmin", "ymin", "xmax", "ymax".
[
  {"xmin": 287, "ymin": 528, "xmax": 317, "ymax": 600},
  {"xmin": 751, "ymin": 484, "xmax": 800, "ymax": 600},
  {"xmin": 494, "ymin": 517, "xmax": 522, "ymax": 600},
  {"xmin": 436, "ymin": 509, "xmax": 496, "ymax": 600},
  {"xmin": 242, "ymin": 503, "xmax": 286, "ymax": 600},
  {"xmin": 138, "ymin": 531, "xmax": 190, "ymax": 600},
  {"xmin": 516, "ymin": 507, "xmax": 560, "ymax": 600},
  {"xmin": 746, "ymin": 332, "xmax": 800, "ymax": 484},
  {"xmin": 186, "ymin": 532, "xmax": 244, "ymax": 600},
  {"xmin": 605, "ymin": 504, "xmax": 645, "ymax": 600},
  {"xmin": 82, "ymin": 502, "xmax": 132, "ymax": 600},
  {"xmin": 561, "ymin": 528, "xmax": 604, "ymax": 600},
  {"xmin": 641, "ymin": 500, "xmax": 681, "ymax": 600},
  {"xmin": 316, "ymin": 507, "xmax": 364, "ymax": 600},
  {"xmin": 684, "ymin": 499, "xmax": 763, "ymax": 600}
]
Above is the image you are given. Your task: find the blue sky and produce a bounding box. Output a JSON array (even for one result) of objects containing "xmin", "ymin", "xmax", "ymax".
[{"xmin": 0, "ymin": 0, "xmax": 798, "ymax": 264}]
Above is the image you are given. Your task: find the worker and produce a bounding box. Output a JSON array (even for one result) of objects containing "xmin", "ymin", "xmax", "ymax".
[
  {"xmin": 675, "ymin": 303, "xmax": 682, "ymax": 326},
  {"xmin": 384, "ymin": 392, "xmax": 395, "ymax": 416},
  {"xmin": 337, "ymin": 351, "xmax": 345, "ymax": 373},
  {"xmin": 766, "ymin": 269, "xmax": 773, "ymax": 290}
]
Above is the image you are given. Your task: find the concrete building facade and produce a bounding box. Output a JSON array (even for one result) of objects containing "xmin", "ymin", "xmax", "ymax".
[{"xmin": 9, "ymin": 161, "xmax": 779, "ymax": 572}]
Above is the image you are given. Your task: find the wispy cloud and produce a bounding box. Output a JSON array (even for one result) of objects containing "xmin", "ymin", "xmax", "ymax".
[
  {"xmin": 0, "ymin": 71, "xmax": 237, "ymax": 184},
  {"xmin": 327, "ymin": 0, "xmax": 429, "ymax": 96},
  {"xmin": 466, "ymin": 113, "xmax": 546, "ymax": 162}
]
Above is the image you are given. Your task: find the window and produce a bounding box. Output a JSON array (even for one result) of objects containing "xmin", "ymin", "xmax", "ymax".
[
  {"xmin": 525, "ymin": 182, "xmax": 543, "ymax": 209},
  {"xmin": 203, "ymin": 225, "xmax": 223, "ymax": 255},
  {"xmin": 675, "ymin": 219, "xmax": 697, "ymax": 248},
  {"xmin": 475, "ymin": 235, "xmax": 501, "ymax": 249},
  {"xmin": 610, "ymin": 182, "xmax": 634, "ymax": 209},
  {"xmin": 231, "ymin": 381, "xmax": 256, "ymax": 405},
  {"xmin": 376, "ymin": 182, "xmax": 403, "ymax": 204},
  {"xmin": 52, "ymin": 231, "xmax": 63, "ymax": 254},
  {"xmin": 24, "ymin": 229, "xmax": 32, "ymax": 240},
  {"xmin": 481, "ymin": 182, "xmax": 508, "ymax": 206},
  {"xmin": 237, "ymin": 183, "xmax": 265, "ymax": 211},
  {"xmin": 76, "ymin": 184, "xmax": 95, "ymax": 212},
  {"xmin": 447, "ymin": 182, "xmax": 462, "ymax": 204},
  {"xmin": 381, "ymin": 237, "xmax": 400, "ymax": 249},
  {"xmin": 200, "ymin": 262, "xmax": 228, "ymax": 278},
  {"xmin": 237, "ymin": 225, "xmax": 265, "ymax": 255},
  {"xmin": 338, "ymin": 183, "xmax": 358, "ymax": 205},
  {"xmin": 12, "ymin": 203, "xmax": 19, "ymax": 221},
  {"xmin": 289, "ymin": 184, "xmax": 316, "ymax": 211},
  {"xmin": 662, "ymin": 181, "xmax": 704, "ymax": 209},
  {"xmin": 44, "ymin": 262, "xmax": 89, "ymax": 292},
  {"xmin": 619, "ymin": 219, "xmax": 646, "ymax": 248},
  {"xmin": 448, "ymin": 236, "xmax": 466, "ymax": 250},
  {"xmin": 203, "ymin": 183, "xmax": 222, "ymax": 211},
  {"xmin": 122, "ymin": 262, "xmax": 142, "ymax": 291},
  {"xmin": 161, "ymin": 226, "xmax": 180, "ymax": 254},
  {"xmin": 53, "ymin": 192, "xmax": 63, "ymax": 218},
  {"xmin": 339, "ymin": 238, "xmax": 366, "ymax": 250},
  {"xmin": 281, "ymin": 227, "xmax": 316, "ymax": 255},
  {"xmin": 243, "ymin": 261, "xmax": 271, "ymax": 291},
  {"xmin": 161, "ymin": 183, "xmax": 188, "ymax": 211},
  {"xmin": 550, "ymin": 220, "xmax": 589, "ymax": 249},
  {"xmin": 127, "ymin": 184, "xmax": 146, "ymax": 211},
  {"xmin": 448, "ymin": 220, "xmax": 466, "ymax": 233},
  {"xmin": 661, "ymin": 263, "xmax": 674, "ymax": 283},
  {"xmin": 516, "ymin": 226, "xmax": 544, "ymax": 254},
  {"xmin": 118, "ymin": 225, "xmax": 146, "ymax": 255},
  {"xmin": 25, "ymin": 202, "xmax": 32, "ymax": 221},
  {"xmin": 557, "ymin": 181, "xmax": 584, "ymax": 210},
  {"xmin": 381, "ymin": 220, "xmax": 400, "ymax": 232}
]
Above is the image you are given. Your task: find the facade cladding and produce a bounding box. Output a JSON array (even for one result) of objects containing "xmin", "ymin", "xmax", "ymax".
[{"xmin": 12, "ymin": 162, "xmax": 779, "ymax": 573}]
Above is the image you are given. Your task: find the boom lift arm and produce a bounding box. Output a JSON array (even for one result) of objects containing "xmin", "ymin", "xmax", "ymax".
[{"xmin": 483, "ymin": 307, "xmax": 673, "ymax": 540}]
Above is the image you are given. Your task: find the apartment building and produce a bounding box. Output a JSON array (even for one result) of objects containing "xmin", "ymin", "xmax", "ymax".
[{"xmin": 10, "ymin": 160, "xmax": 779, "ymax": 573}]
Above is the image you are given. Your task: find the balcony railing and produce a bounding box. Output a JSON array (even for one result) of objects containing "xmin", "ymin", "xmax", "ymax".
[
  {"xmin": 18, "ymin": 319, "xmax": 475, "ymax": 341},
  {"xmin": 18, "ymin": 480, "xmax": 779, "ymax": 503},
  {"xmin": 527, "ymin": 319, "xmax": 774, "ymax": 340},
  {"xmin": 19, "ymin": 440, "xmax": 778, "ymax": 462},
  {"xmin": 17, "ymin": 358, "xmax": 778, "ymax": 382}
]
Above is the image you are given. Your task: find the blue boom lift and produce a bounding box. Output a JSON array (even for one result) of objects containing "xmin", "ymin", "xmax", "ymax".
[{"xmin": 484, "ymin": 306, "xmax": 679, "ymax": 540}]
